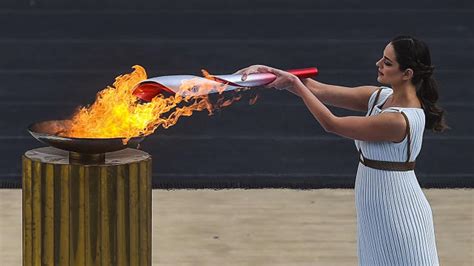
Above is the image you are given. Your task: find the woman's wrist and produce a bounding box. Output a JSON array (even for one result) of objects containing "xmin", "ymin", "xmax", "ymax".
[
  {"xmin": 301, "ymin": 78, "xmax": 321, "ymax": 97},
  {"xmin": 292, "ymin": 78, "xmax": 312, "ymax": 97}
]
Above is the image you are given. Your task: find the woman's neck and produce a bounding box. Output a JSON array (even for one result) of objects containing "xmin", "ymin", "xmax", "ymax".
[{"xmin": 387, "ymin": 82, "xmax": 421, "ymax": 108}]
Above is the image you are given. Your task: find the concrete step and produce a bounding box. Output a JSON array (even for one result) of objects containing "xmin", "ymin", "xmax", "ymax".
[
  {"xmin": 2, "ymin": 0, "xmax": 473, "ymax": 10},
  {"xmin": 1, "ymin": 10, "xmax": 472, "ymax": 39},
  {"xmin": 1, "ymin": 39, "xmax": 472, "ymax": 73},
  {"xmin": 0, "ymin": 137, "xmax": 472, "ymax": 183},
  {"xmin": 0, "ymin": 102, "xmax": 470, "ymax": 137},
  {"xmin": 0, "ymin": 70, "xmax": 471, "ymax": 104}
]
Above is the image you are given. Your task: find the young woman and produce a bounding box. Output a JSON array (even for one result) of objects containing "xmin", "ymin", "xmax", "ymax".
[{"xmin": 235, "ymin": 35, "xmax": 448, "ymax": 265}]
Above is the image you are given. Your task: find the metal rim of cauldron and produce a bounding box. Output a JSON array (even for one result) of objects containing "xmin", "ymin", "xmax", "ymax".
[{"xmin": 28, "ymin": 120, "xmax": 145, "ymax": 154}]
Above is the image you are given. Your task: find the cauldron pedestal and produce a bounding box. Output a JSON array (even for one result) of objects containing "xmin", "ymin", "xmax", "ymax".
[{"xmin": 22, "ymin": 147, "xmax": 152, "ymax": 265}]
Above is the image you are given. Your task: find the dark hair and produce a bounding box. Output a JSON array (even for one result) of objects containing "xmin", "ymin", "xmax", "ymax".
[{"xmin": 390, "ymin": 35, "xmax": 449, "ymax": 132}]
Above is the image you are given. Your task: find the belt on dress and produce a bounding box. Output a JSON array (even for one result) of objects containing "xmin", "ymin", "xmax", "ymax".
[
  {"xmin": 358, "ymin": 153, "xmax": 416, "ymax": 171},
  {"xmin": 358, "ymin": 87, "xmax": 416, "ymax": 172}
]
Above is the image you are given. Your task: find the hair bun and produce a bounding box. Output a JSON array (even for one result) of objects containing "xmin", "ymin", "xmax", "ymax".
[{"xmin": 418, "ymin": 63, "xmax": 434, "ymax": 79}]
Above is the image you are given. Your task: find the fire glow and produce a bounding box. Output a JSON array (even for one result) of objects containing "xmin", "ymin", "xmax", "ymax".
[{"xmin": 60, "ymin": 65, "xmax": 257, "ymax": 141}]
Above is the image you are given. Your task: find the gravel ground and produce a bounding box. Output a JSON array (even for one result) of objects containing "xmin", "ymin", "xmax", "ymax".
[{"xmin": 0, "ymin": 188, "xmax": 472, "ymax": 265}]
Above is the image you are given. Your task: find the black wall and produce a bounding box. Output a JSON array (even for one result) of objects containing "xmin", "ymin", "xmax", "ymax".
[{"xmin": 1, "ymin": 0, "xmax": 473, "ymax": 188}]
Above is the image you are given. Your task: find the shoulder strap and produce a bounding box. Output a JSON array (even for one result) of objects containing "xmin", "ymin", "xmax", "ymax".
[
  {"xmin": 400, "ymin": 111, "xmax": 412, "ymax": 162},
  {"xmin": 368, "ymin": 87, "xmax": 383, "ymax": 116},
  {"xmin": 360, "ymin": 87, "xmax": 383, "ymax": 160}
]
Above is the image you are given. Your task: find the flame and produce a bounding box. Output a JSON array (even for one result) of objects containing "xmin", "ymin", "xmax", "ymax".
[
  {"xmin": 249, "ymin": 94, "xmax": 259, "ymax": 105},
  {"xmin": 60, "ymin": 65, "xmax": 259, "ymax": 142},
  {"xmin": 201, "ymin": 69, "xmax": 257, "ymax": 107}
]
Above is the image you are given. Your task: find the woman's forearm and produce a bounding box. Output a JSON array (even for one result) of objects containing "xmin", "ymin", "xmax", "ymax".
[
  {"xmin": 286, "ymin": 78, "xmax": 328, "ymax": 99},
  {"xmin": 295, "ymin": 80, "xmax": 337, "ymax": 132},
  {"xmin": 301, "ymin": 78, "xmax": 335, "ymax": 101},
  {"xmin": 301, "ymin": 78, "xmax": 375, "ymax": 112}
]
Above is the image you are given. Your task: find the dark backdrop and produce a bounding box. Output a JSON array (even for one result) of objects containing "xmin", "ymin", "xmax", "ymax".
[{"xmin": 1, "ymin": 0, "xmax": 473, "ymax": 188}]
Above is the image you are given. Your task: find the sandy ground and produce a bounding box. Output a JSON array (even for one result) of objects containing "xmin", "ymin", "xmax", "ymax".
[{"xmin": 0, "ymin": 188, "xmax": 472, "ymax": 265}]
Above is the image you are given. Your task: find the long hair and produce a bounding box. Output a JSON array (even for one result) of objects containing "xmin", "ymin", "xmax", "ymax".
[{"xmin": 390, "ymin": 35, "xmax": 449, "ymax": 132}]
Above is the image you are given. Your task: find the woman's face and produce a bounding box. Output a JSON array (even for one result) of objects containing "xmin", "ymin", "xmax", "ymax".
[{"xmin": 375, "ymin": 43, "xmax": 407, "ymax": 85}]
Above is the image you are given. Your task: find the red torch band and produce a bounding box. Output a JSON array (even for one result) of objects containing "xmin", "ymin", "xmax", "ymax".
[{"xmin": 286, "ymin": 67, "xmax": 319, "ymax": 79}]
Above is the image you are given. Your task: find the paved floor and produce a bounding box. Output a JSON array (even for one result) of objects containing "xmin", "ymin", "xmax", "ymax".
[{"xmin": 0, "ymin": 189, "xmax": 472, "ymax": 265}]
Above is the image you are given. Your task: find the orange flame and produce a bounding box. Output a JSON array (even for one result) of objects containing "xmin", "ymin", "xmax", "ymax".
[
  {"xmin": 60, "ymin": 65, "xmax": 259, "ymax": 142},
  {"xmin": 249, "ymin": 94, "xmax": 259, "ymax": 105}
]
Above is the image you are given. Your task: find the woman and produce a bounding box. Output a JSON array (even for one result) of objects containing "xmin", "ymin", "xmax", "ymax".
[{"xmin": 235, "ymin": 35, "xmax": 448, "ymax": 265}]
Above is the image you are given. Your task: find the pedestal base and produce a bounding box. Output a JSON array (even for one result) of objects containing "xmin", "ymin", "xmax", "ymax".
[{"xmin": 22, "ymin": 147, "xmax": 152, "ymax": 266}]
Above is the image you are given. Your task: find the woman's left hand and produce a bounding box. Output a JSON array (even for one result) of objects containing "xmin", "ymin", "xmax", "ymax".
[
  {"xmin": 259, "ymin": 66, "xmax": 306, "ymax": 97},
  {"xmin": 256, "ymin": 66, "xmax": 295, "ymax": 89},
  {"xmin": 254, "ymin": 66, "xmax": 301, "ymax": 96},
  {"xmin": 236, "ymin": 65, "xmax": 308, "ymax": 97}
]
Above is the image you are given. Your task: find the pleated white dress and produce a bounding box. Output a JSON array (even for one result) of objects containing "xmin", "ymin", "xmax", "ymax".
[{"xmin": 354, "ymin": 87, "xmax": 440, "ymax": 265}]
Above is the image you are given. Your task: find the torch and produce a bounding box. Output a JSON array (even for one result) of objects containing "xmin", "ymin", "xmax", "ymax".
[{"xmin": 132, "ymin": 67, "xmax": 319, "ymax": 102}]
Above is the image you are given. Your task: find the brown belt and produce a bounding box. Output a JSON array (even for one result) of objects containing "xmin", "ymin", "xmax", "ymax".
[{"xmin": 359, "ymin": 155, "xmax": 416, "ymax": 171}]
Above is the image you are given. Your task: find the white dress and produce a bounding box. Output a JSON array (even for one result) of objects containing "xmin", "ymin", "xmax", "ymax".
[{"xmin": 354, "ymin": 87, "xmax": 440, "ymax": 265}]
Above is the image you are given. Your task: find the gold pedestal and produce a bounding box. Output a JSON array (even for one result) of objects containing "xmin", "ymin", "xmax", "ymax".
[{"xmin": 22, "ymin": 147, "xmax": 152, "ymax": 266}]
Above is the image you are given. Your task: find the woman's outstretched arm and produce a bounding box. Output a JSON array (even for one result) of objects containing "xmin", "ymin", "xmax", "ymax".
[
  {"xmin": 301, "ymin": 78, "xmax": 378, "ymax": 113},
  {"xmin": 234, "ymin": 64, "xmax": 379, "ymax": 112},
  {"xmin": 296, "ymin": 79, "xmax": 406, "ymax": 142},
  {"xmin": 235, "ymin": 65, "xmax": 407, "ymax": 142},
  {"xmin": 247, "ymin": 66, "xmax": 407, "ymax": 142}
]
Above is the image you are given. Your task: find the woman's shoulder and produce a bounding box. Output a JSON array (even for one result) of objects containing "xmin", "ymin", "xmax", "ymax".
[
  {"xmin": 381, "ymin": 107, "xmax": 426, "ymax": 130},
  {"xmin": 379, "ymin": 86, "xmax": 394, "ymax": 98},
  {"xmin": 381, "ymin": 106, "xmax": 424, "ymax": 115},
  {"xmin": 368, "ymin": 86, "xmax": 393, "ymax": 108}
]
